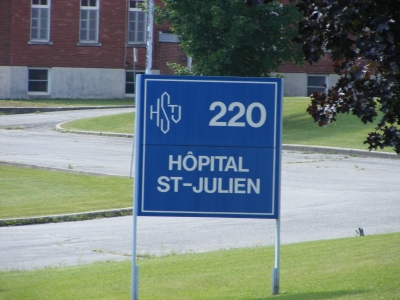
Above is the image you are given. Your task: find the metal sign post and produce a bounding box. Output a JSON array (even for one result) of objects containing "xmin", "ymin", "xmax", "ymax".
[
  {"xmin": 272, "ymin": 218, "xmax": 281, "ymax": 295},
  {"xmin": 129, "ymin": 48, "xmax": 138, "ymax": 179},
  {"xmin": 132, "ymin": 75, "xmax": 283, "ymax": 299}
]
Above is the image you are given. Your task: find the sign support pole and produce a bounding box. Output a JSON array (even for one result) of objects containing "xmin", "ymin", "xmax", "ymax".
[
  {"xmin": 131, "ymin": 77, "xmax": 141, "ymax": 300},
  {"xmin": 272, "ymin": 95, "xmax": 283, "ymax": 295},
  {"xmin": 272, "ymin": 218, "xmax": 280, "ymax": 295},
  {"xmin": 131, "ymin": 207, "xmax": 139, "ymax": 300},
  {"xmin": 129, "ymin": 48, "xmax": 138, "ymax": 179}
]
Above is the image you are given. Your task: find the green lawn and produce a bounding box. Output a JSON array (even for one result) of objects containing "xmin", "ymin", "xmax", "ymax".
[
  {"xmin": 61, "ymin": 97, "xmax": 392, "ymax": 152},
  {"xmin": 0, "ymin": 99, "xmax": 134, "ymax": 108},
  {"xmin": 0, "ymin": 233, "xmax": 399, "ymax": 299},
  {"xmin": 0, "ymin": 166, "xmax": 133, "ymax": 219},
  {"xmin": 282, "ymin": 97, "xmax": 385, "ymax": 151},
  {"xmin": 61, "ymin": 112, "xmax": 135, "ymax": 134}
]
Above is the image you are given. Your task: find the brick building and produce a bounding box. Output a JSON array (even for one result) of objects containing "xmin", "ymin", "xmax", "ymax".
[
  {"xmin": 0, "ymin": 0, "xmax": 186, "ymax": 99},
  {"xmin": 0, "ymin": 0, "xmax": 336, "ymax": 99},
  {"xmin": 275, "ymin": 54, "xmax": 339, "ymax": 97}
]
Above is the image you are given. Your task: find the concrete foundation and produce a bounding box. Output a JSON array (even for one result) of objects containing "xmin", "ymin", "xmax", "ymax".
[
  {"xmin": 1, "ymin": 66, "xmax": 134, "ymax": 99},
  {"xmin": 0, "ymin": 67, "xmax": 340, "ymax": 99}
]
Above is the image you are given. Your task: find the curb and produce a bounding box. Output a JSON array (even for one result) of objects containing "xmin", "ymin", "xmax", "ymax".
[
  {"xmin": 282, "ymin": 144, "xmax": 399, "ymax": 160},
  {"xmin": 55, "ymin": 121, "xmax": 134, "ymax": 138},
  {"xmin": 0, "ymin": 105, "xmax": 134, "ymax": 115},
  {"xmin": 0, "ymin": 208, "xmax": 133, "ymax": 227}
]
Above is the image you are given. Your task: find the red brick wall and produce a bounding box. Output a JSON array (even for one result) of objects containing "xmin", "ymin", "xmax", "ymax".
[
  {"xmin": 159, "ymin": 43, "xmax": 187, "ymax": 75},
  {"xmin": 0, "ymin": 0, "xmax": 12, "ymax": 65},
  {"xmin": 152, "ymin": 22, "xmax": 167, "ymax": 72},
  {"xmin": 278, "ymin": 54, "xmax": 336, "ymax": 74},
  {"xmin": 7, "ymin": 0, "xmax": 159, "ymax": 70},
  {"xmin": 4, "ymin": 0, "xmax": 335, "ymax": 76}
]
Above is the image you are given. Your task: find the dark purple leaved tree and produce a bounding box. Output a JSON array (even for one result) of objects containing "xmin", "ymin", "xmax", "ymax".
[{"xmin": 293, "ymin": 0, "xmax": 400, "ymax": 154}]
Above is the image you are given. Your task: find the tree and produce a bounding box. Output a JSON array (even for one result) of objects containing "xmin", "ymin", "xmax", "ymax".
[
  {"xmin": 156, "ymin": 0, "xmax": 303, "ymax": 77},
  {"xmin": 293, "ymin": 0, "xmax": 400, "ymax": 154}
]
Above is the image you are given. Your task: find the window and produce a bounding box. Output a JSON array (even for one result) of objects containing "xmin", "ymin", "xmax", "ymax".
[
  {"xmin": 30, "ymin": 0, "xmax": 50, "ymax": 42},
  {"xmin": 80, "ymin": 0, "xmax": 99, "ymax": 43},
  {"xmin": 126, "ymin": 71, "xmax": 144, "ymax": 94},
  {"xmin": 128, "ymin": 0, "xmax": 146, "ymax": 44},
  {"xmin": 28, "ymin": 69, "xmax": 49, "ymax": 93},
  {"xmin": 307, "ymin": 75, "xmax": 327, "ymax": 95}
]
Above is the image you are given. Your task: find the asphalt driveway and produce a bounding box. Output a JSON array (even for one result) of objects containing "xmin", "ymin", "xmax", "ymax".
[{"xmin": 0, "ymin": 109, "xmax": 399, "ymax": 270}]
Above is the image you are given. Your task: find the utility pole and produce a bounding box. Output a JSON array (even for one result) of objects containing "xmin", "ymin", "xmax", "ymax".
[{"xmin": 146, "ymin": 0, "xmax": 154, "ymax": 74}]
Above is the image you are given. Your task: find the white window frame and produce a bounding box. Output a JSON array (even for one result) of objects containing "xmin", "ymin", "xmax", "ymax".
[
  {"xmin": 307, "ymin": 75, "xmax": 327, "ymax": 95},
  {"xmin": 30, "ymin": 0, "xmax": 51, "ymax": 42},
  {"xmin": 125, "ymin": 70, "xmax": 145, "ymax": 95},
  {"xmin": 128, "ymin": 0, "xmax": 147, "ymax": 45},
  {"xmin": 28, "ymin": 68, "xmax": 50, "ymax": 95},
  {"xmin": 79, "ymin": 0, "xmax": 100, "ymax": 43}
]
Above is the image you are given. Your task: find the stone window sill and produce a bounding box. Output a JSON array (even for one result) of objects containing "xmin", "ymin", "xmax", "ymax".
[
  {"xmin": 28, "ymin": 41, "xmax": 53, "ymax": 45},
  {"xmin": 126, "ymin": 43, "xmax": 146, "ymax": 48},
  {"xmin": 77, "ymin": 42, "xmax": 102, "ymax": 47}
]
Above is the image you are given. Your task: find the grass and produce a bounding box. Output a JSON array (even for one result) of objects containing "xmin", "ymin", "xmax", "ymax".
[
  {"xmin": 0, "ymin": 166, "xmax": 133, "ymax": 219},
  {"xmin": 282, "ymin": 97, "xmax": 388, "ymax": 151},
  {"xmin": 0, "ymin": 125, "xmax": 25, "ymax": 130},
  {"xmin": 0, "ymin": 232, "xmax": 399, "ymax": 299},
  {"xmin": 0, "ymin": 99, "xmax": 134, "ymax": 108},
  {"xmin": 60, "ymin": 97, "xmax": 392, "ymax": 152},
  {"xmin": 61, "ymin": 112, "xmax": 135, "ymax": 134}
]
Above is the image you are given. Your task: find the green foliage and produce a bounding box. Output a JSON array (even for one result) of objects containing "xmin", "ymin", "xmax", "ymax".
[
  {"xmin": 294, "ymin": 0, "xmax": 400, "ymax": 154},
  {"xmin": 166, "ymin": 62, "xmax": 194, "ymax": 76},
  {"xmin": 157, "ymin": 0, "xmax": 303, "ymax": 76}
]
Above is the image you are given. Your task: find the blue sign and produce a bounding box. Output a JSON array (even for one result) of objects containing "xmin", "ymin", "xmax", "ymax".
[{"xmin": 134, "ymin": 75, "xmax": 282, "ymax": 219}]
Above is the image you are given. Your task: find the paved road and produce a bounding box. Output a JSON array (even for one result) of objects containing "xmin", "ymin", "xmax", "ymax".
[
  {"xmin": 1, "ymin": 109, "xmax": 399, "ymax": 270},
  {"xmin": 0, "ymin": 108, "xmax": 135, "ymax": 175}
]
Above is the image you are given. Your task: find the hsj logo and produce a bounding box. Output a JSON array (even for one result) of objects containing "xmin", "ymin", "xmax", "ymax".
[{"xmin": 150, "ymin": 92, "xmax": 182, "ymax": 134}]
